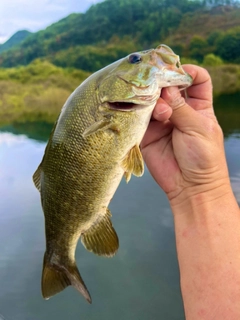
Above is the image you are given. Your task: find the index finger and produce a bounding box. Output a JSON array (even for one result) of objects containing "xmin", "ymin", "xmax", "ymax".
[{"xmin": 183, "ymin": 64, "xmax": 213, "ymax": 104}]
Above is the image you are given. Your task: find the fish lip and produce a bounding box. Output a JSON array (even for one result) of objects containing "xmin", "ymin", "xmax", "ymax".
[
  {"xmin": 118, "ymin": 67, "xmax": 192, "ymax": 91},
  {"xmin": 155, "ymin": 71, "xmax": 193, "ymax": 90},
  {"xmin": 106, "ymin": 81, "xmax": 160, "ymax": 111},
  {"xmin": 178, "ymin": 82, "xmax": 192, "ymax": 90}
]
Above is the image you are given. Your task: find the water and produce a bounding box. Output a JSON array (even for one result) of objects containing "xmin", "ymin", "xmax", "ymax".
[{"xmin": 0, "ymin": 97, "xmax": 239, "ymax": 320}]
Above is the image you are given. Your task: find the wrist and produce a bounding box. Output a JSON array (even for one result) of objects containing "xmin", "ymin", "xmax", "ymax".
[
  {"xmin": 170, "ymin": 179, "xmax": 240, "ymax": 320},
  {"xmin": 169, "ymin": 178, "xmax": 235, "ymax": 217}
]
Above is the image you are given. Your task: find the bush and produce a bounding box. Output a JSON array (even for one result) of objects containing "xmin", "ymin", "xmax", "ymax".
[
  {"xmin": 0, "ymin": 60, "xmax": 90, "ymax": 125},
  {"xmin": 207, "ymin": 64, "xmax": 240, "ymax": 96},
  {"xmin": 202, "ymin": 53, "xmax": 223, "ymax": 66}
]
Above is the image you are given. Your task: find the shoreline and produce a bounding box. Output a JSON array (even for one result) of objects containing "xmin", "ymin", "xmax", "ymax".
[{"xmin": 0, "ymin": 63, "xmax": 239, "ymax": 127}]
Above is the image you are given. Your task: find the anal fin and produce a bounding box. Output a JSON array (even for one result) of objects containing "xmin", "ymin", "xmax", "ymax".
[
  {"xmin": 81, "ymin": 209, "xmax": 119, "ymax": 257},
  {"xmin": 121, "ymin": 144, "xmax": 144, "ymax": 183},
  {"xmin": 42, "ymin": 253, "xmax": 91, "ymax": 303}
]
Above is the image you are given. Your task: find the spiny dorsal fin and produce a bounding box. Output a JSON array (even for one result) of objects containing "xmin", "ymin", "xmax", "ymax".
[
  {"xmin": 81, "ymin": 209, "xmax": 119, "ymax": 257},
  {"xmin": 33, "ymin": 165, "xmax": 42, "ymax": 191},
  {"xmin": 42, "ymin": 253, "xmax": 91, "ymax": 303},
  {"xmin": 121, "ymin": 144, "xmax": 144, "ymax": 183}
]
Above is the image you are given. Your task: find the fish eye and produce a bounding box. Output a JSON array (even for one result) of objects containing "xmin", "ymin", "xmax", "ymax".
[{"xmin": 128, "ymin": 53, "xmax": 142, "ymax": 64}]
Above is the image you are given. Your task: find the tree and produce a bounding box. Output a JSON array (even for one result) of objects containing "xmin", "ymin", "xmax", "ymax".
[
  {"xmin": 216, "ymin": 27, "xmax": 240, "ymax": 62},
  {"xmin": 189, "ymin": 35, "xmax": 209, "ymax": 62}
]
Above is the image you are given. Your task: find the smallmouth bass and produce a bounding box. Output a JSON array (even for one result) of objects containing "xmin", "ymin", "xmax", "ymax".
[{"xmin": 33, "ymin": 44, "xmax": 192, "ymax": 303}]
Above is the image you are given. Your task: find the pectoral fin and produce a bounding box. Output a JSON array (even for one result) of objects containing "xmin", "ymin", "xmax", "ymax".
[
  {"xmin": 121, "ymin": 145, "xmax": 144, "ymax": 183},
  {"xmin": 82, "ymin": 120, "xmax": 110, "ymax": 137},
  {"xmin": 82, "ymin": 120, "xmax": 120, "ymax": 138},
  {"xmin": 81, "ymin": 209, "xmax": 119, "ymax": 257}
]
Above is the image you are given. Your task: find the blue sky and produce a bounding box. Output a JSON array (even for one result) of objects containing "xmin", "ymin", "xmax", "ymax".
[{"xmin": 0, "ymin": 0, "xmax": 103, "ymax": 44}]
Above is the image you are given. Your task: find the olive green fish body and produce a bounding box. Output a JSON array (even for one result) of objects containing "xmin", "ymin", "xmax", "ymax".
[{"xmin": 33, "ymin": 44, "xmax": 192, "ymax": 303}]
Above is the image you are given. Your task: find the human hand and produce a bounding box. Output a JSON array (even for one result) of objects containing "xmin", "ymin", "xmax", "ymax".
[{"xmin": 141, "ymin": 65, "xmax": 231, "ymax": 205}]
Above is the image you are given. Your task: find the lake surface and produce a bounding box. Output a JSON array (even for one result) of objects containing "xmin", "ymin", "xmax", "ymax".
[{"xmin": 0, "ymin": 97, "xmax": 239, "ymax": 320}]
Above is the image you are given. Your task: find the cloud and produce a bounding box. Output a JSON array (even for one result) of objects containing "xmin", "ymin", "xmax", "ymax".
[
  {"xmin": 0, "ymin": 132, "xmax": 28, "ymax": 147},
  {"xmin": 0, "ymin": 0, "xmax": 103, "ymax": 44}
]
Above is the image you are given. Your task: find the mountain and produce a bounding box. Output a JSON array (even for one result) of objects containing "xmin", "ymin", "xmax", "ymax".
[
  {"xmin": 0, "ymin": 30, "xmax": 32, "ymax": 53},
  {"xmin": 0, "ymin": 0, "xmax": 240, "ymax": 71}
]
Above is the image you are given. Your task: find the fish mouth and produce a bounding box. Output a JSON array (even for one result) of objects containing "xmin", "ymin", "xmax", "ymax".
[
  {"xmin": 109, "ymin": 101, "xmax": 140, "ymax": 111},
  {"xmin": 107, "ymin": 72, "xmax": 192, "ymax": 112},
  {"xmin": 108, "ymin": 78, "xmax": 190, "ymax": 112},
  {"xmin": 108, "ymin": 97, "xmax": 157, "ymax": 111}
]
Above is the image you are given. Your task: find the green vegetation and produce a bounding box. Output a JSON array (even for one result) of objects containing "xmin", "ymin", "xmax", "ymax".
[
  {"xmin": 1, "ymin": 59, "xmax": 239, "ymax": 126},
  {"xmin": 206, "ymin": 64, "xmax": 240, "ymax": 96},
  {"xmin": 0, "ymin": 0, "xmax": 240, "ymax": 126},
  {"xmin": 0, "ymin": 60, "xmax": 89, "ymax": 125},
  {"xmin": 1, "ymin": 0, "xmax": 240, "ymax": 70}
]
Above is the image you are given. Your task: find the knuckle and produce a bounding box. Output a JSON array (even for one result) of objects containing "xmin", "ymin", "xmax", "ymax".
[
  {"xmin": 168, "ymin": 91, "xmax": 186, "ymax": 110},
  {"xmin": 207, "ymin": 120, "xmax": 223, "ymax": 140},
  {"xmin": 171, "ymin": 95, "xmax": 186, "ymax": 110}
]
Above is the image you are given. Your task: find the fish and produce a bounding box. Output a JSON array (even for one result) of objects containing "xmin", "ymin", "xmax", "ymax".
[{"xmin": 33, "ymin": 44, "xmax": 192, "ymax": 303}]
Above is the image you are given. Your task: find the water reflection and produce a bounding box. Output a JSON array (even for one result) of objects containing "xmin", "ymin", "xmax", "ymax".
[
  {"xmin": 0, "ymin": 93, "xmax": 239, "ymax": 320},
  {"xmin": 0, "ymin": 122, "xmax": 54, "ymax": 142},
  {"xmin": 225, "ymin": 133, "xmax": 240, "ymax": 204},
  {"xmin": 214, "ymin": 93, "xmax": 240, "ymax": 136}
]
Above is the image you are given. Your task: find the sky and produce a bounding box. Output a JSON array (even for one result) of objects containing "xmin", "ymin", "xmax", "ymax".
[{"xmin": 0, "ymin": 0, "xmax": 103, "ymax": 44}]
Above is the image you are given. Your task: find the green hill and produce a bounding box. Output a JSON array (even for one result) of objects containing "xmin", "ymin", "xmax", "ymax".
[
  {"xmin": 1, "ymin": 0, "xmax": 240, "ymax": 71},
  {"xmin": 0, "ymin": 30, "xmax": 32, "ymax": 53}
]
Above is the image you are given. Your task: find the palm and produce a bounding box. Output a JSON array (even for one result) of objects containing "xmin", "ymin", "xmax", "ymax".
[{"xmin": 141, "ymin": 121, "xmax": 180, "ymax": 194}]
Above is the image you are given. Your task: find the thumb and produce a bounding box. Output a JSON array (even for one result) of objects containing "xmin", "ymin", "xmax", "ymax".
[{"xmin": 161, "ymin": 86, "xmax": 206, "ymax": 133}]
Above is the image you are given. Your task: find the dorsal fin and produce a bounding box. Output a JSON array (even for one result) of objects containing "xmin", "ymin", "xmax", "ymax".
[
  {"xmin": 33, "ymin": 120, "xmax": 58, "ymax": 191},
  {"xmin": 33, "ymin": 164, "xmax": 42, "ymax": 191}
]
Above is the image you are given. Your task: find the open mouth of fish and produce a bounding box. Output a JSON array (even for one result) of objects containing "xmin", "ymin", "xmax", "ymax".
[
  {"xmin": 108, "ymin": 83, "xmax": 188, "ymax": 112},
  {"xmin": 109, "ymin": 101, "xmax": 139, "ymax": 111}
]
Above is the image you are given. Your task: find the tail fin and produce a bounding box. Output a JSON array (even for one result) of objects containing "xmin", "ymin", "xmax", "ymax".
[{"xmin": 41, "ymin": 252, "xmax": 91, "ymax": 303}]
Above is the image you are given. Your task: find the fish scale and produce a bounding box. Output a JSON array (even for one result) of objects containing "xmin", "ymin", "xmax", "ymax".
[{"xmin": 33, "ymin": 44, "xmax": 192, "ymax": 303}]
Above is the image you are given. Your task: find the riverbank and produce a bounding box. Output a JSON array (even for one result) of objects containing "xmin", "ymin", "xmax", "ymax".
[{"xmin": 0, "ymin": 61, "xmax": 239, "ymax": 126}]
